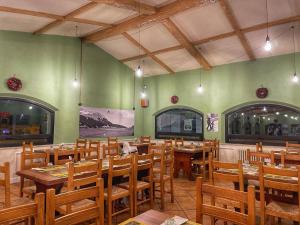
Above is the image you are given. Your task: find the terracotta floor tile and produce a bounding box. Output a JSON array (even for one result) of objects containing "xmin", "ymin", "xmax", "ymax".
[{"xmin": 176, "ymin": 196, "xmax": 196, "ymax": 210}]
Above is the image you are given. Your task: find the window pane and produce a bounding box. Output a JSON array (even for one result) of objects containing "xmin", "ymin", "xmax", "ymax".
[{"xmin": 156, "ymin": 109, "xmax": 203, "ymax": 140}]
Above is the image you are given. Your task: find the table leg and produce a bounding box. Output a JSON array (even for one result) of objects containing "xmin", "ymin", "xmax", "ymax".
[{"xmin": 35, "ymin": 182, "xmax": 64, "ymax": 194}]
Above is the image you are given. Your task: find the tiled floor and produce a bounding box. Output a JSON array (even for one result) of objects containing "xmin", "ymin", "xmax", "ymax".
[{"xmin": 0, "ymin": 178, "xmax": 295, "ymax": 225}]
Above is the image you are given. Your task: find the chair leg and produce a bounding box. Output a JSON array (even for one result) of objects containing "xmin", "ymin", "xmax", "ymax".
[
  {"xmin": 130, "ymin": 193, "xmax": 134, "ymax": 218},
  {"xmin": 107, "ymin": 200, "xmax": 112, "ymax": 225},
  {"xmin": 20, "ymin": 177, "xmax": 24, "ymax": 197},
  {"xmin": 160, "ymin": 181, "xmax": 165, "ymax": 210},
  {"xmin": 170, "ymin": 178, "xmax": 174, "ymax": 203},
  {"xmin": 149, "ymin": 186, "xmax": 154, "ymax": 210},
  {"xmin": 134, "ymin": 191, "xmax": 138, "ymax": 216}
]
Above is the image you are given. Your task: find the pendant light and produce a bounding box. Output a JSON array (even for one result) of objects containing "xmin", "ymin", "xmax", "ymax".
[
  {"xmin": 291, "ymin": 25, "xmax": 299, "ymax": 83},
  {"xmin": 264, "ymin": 0, "xmax": 272, "ymax": 51},
  {"xmin": 135, "ymin": 0, "xmax": 143, "ymax": 77},
  {"xmin": 197, "ymin": 69, "xmax": 204, "ymax": 93},
  {"xmin": 141, "ymin": 84, "xmax": 147, "ymax": 98},
  {"xmin": 73, "ymin": 25, "xmax": 80, "ymax": 88}
]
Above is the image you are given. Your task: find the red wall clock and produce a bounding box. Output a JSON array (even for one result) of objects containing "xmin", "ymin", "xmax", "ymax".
[
  {"xmin": 256, "ymin": 87, "xmax": 268, "ymax": 99},
  {"xmin": 171, "ymin": 95, "xmax": 179, "ymax": 104}
]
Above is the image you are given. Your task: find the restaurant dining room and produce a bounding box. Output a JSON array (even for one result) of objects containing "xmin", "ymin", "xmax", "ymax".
[{"xmin": 1, "ymin": 0, "xmax": 300, "ymax": 224}]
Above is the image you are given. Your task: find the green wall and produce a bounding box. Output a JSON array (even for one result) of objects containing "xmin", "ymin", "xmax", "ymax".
[
  {"xmin": 0, "ymin": 30, "xmax": 143, "ymax": 143},
  {"xmin": 142, "ymin": 53, "xmax": 300, "ymax": 142}
]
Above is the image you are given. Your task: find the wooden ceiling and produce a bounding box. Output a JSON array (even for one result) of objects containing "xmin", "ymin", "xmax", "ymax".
[{"xmin": 0, "ymin": 0, "xmax": 300, "ymax": 76}]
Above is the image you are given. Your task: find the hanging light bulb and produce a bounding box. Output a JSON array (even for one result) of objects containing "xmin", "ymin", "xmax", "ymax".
[
  {"xmin": 197, "ymin": 84, "xmax": 203, "ymax": 93},
  {"xmin": 141, "ymin": 91, "xmax": 147, "ymax": 99},
  {"xmin": 264, "ymin": 35, "xmax": 272, "ymax": 51},
  {"xmin": 135, "ymin": 65, "xmax": 143, "ymax": 77},
  {"xmin": 293, "ymin": 73, "xmax": 299, "ymax": 83},
  {"xmin": 73, "ymin": 78, "xmax": 79, "ymax": 87}
]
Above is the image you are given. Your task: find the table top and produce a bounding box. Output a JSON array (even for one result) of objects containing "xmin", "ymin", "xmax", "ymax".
[
  {"xmin": 16, "ymin": 159, "xmax": 109, "ymax": 187},
  {"xmin": 174, "ymin": 145, "xmax": 202, "ymax": 154},
  {"xmin": 119, "ymin": 210, "xmax": 200, "ymax": 225}
]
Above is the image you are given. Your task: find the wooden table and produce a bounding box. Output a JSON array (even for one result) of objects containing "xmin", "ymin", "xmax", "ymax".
[
  {"xmin": 129, "ymin": 142, "xmax": 150, "ymax": 154},
  {"xmin": 173, "ymin": 146, "xmax": 202, "ymax": 180},
  {"xmin": 16, "ymin": 160, "xmax": 109, "ymax": 194},
  {"xmin": 120, "ymin": 210, "xmax": 200, "ymax": 225}
]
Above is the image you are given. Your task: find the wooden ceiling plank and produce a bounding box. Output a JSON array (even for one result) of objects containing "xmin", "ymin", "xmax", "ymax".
[
  {"xmin": 32, "ymin": 2, "xmax": 103, "ymax": 35},
  {"xmin": 122, "ymin": 32, "xmax": 174, "ymax": 74},
  {"xmin": 162, "ymin": 18, "xmax": 211, "ymax": 70},
  {"xmin": 84, "ymin": 0, "xmax": 210, "ymax": 42},
  {"xmin": 219, "ymin": 0, "xmax": 255, "ymax": 60},
  {"xmin": 65, "ymin": 18, "xmax": 111, "ymax": 27},
  {"xmin": 89, "ymin": 0, "xmax": 156, "ymax": 15},
  {"xmin": 0, "ymin": 6, "xmax": 63, "ymax": 20}
]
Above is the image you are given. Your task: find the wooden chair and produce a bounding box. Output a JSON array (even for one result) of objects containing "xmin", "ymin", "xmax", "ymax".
[
  {"xmin": 119, "ymin": 153, "xmax": 154, "ymax": 216},
  {"xmin": 0, "ymin": 162, "xmax": 10, "ymax": 208},
  {"xmin": 152, "ymin": 145, "xmax": 174, "ymax": 210},
  {"xmin": 105, "ymin": 156, "xmax": 134, "ymax": 225},
  {"xmin": 20, "ymin": 150, "xmax": 50, "ymax": 198},
  {"xmin": 246, "ymin": 149, "xmax": 274, "ymax": 165},
  {"xmin": 286, "ymin": 142, "xmax": 300, "ymax": 153},
  {"xmin": 54, "ymin": 148, "xmax": 78, "ymax": 165},
  {"xmin": 102, "ymin": 143, "xmax": 119, "ymax": 158},
  {"xmin": 46, "ymin": 178, "xmax": 104, "ymax": 225},
  {"xmin": 164, "ymin": 139, "xmax": 173, "ymax": 147},
  {"xmin": 196, "ymin": 177, "xmax": 255, "ymax": 225},
  {"xmin": 57, "ymin": 160, "xmax": 102, "ymax": 214},
  {"xmin": 175, "ymin": 138, "xmax": 184, "ymax": 147},
  {"xmin": 80, "ymin": 141, "xmax": 100, "ymax": 160},
  {"xmin": 0, "ymin": 193, "xmax": 44, "ymax": 225},
  {"xmin": 22, "ymin": 141, "xmax": 33, "ymax": 153},
  {"xmin": 140, "ymin": 136, "xmax": 151, "ymax": 144},
  {"xmin": 76, "ymin": 138, "xmax": 87, "ymax": 149},
  {"xmin": 280, "ymin": 150, "xmax": 300, "ymax": 167},
  {"xmin": 108, "ymin": 137, "xmax": 118, "ymax": 146},
  {"xmin": 258, "ymin": 164, "xmax": 300, "ymax": 224},
  {"xmin": 256, "ymin": 142, "xmax": 263, "ymax": 152},
  {"xmin": 191, "ymin": 146, "xmax": 211, "ymax": 180}
]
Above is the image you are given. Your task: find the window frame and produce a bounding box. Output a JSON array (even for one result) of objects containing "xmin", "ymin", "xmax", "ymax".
[
  {"xmin": 155, "ymin": 108, "xmax": 204, "ymax": 141},
  {"xmin": 0, "ymin": 97, "xmax": 55, "ymax": 147}
]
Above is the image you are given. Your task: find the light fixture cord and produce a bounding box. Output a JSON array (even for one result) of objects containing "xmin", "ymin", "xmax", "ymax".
[
  {"xmin": 200, "ymin": 69, "xmax": 202, "ymax": 85},
  {"xmin": 266, "ymin": 0, "xmax": 269, "ymax": 36},
  {"xmin": 79, "ymin": 39, "xmax": 83, "ymax": 104},
  {"xmin": 138, "ymin": 0, "xmax": 142, "ymax": 65},
  {"xmin": 293, "ymin": 26, "xmax": 297, "ymax": 74},
  {"xmin": 74, "ymin": 25, "xmax": 79, "ymax": 80}
]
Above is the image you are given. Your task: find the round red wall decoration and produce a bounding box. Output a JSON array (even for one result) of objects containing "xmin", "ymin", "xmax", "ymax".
[
  {"xmin": 256, "ymin": 87, "xmax": 268, "ymax": 99},
  {"xmin": 171, "ymin": 95, "xmax": 179, "ymax": 104},
  {"xmin": 7, "ymin": 76, "xmax": 22, "ymax": 91}
]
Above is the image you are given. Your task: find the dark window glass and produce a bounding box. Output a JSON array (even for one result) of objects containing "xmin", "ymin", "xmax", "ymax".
[
  {"xmin": 226, "ymin": 104, "xmax": 300, "ymax": 145},
  {"xmin": 0, "ymin": 98, "xmax": 54, "ymax": 147},
  {"xmin": 155, "ymin": 109, "xmax": 203, "ymax": 140}
]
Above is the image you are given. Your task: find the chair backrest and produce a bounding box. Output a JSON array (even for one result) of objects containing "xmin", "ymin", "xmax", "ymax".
[
  {"xmin": 175, "ymin": 138, "xmax": 184, "ymax": 147},
  {"xmin": 21, "ymin": 151, "xmax": 50, "ymax": 170},
  {"xmin": 280, "ymin": 150, "xmax": 300, "ymax": 167},
  {"xmin": 256, "ymin": 142, "xmax": 263, "ymax": 152},
  {"xmin": 22, "ymin": 141, "xmax": 33, "ymax": 153},
  {"xmin": 107, "ymin": 137, "xmax": 118, "ymax": 146},
  {"xmin": 80, "ymin": 141, "xmax": 100, "ymax": 160},
  {"xmin": 133, "ymin": 153, "xmax": 153, "ymax": 184},
  {"xmin": 258, "ymin": 163, "xmax": 300, "ymax": 220},
  {"xmin": 0, "ymin": 193, "xmax": 44, "ymax": 225},
  {"xmin": 155, "ymin": 145, "xmax": 174, "ymax": 177},
  {"xmin": 200, "ymin": 145, "xmax": 212, "ymax": 164},
  {"xmin": 107, "ymin": 156, "xmax": 133, "ymax": 198},
  {"xmin": 46, "ymin": 178, "xmax": 104, "ymax": 225},
  {"xmin": 76, "ymin": 138, "xmax": 87, "ymax": 149},
  {"xmin": 196, "ymin": 177, "xmax": 255, "ymax": 225},
  {"xmin": 286, "ymin": 142, "xmax": 300, "ymax": 153},
  {"xmin": 246, "ymin": 149, "xmax": 274, "ymax": 165},
  {"xmin": 102, "ymin": 143, "xmax": 119, "ymax": 158},
  {"xmin": 164, "ymin": 139, "xmax": 173, "ymax": 147},
  {"xmin": 54, "ymin": 148, "xmax": 78, "ymax": 165},
  {"xmin": 140, "ymin": 136, "xmax": 151, "ymax": 144},
  {"xmin": 0, "ymin": 162, "xmax": 10, "ymax": 208}
]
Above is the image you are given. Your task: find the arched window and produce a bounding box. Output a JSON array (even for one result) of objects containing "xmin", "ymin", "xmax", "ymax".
[
  {"xmin": 225, "ymin": 104, "xmax": 300, "ymax": 145},
  {"xmin": 0, "ymin": 97, "xmax": 55, "ymax": 147},
  {"xmin": 155, "ymin": 108, "xmax": 203, "ymax": 140}
]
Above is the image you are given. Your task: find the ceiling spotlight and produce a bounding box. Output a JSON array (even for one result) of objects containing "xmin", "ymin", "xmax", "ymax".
[
  {"xmin": 264, "ymin": 35, "xmax": 272, "ymax": 51},
  {"xmin": 253, "ymin": 115, "xmax": 256, "ymax": 118},
  {"xmin": 263, "ymin": 116, "xmax": 266, "ymax": 120},
  {"xmin": 135, "ymin": 65, "xmax": 143, "ymax": 77},
  {"xmin": 276, "ymin": 112, "xmax": 280, "ymax": 115},
  {"xmin": 292, "ymin": 73, "xmax": 299, "ymax": 83},
  {"xmin": 267, "ymin": 118, "xmax": 271, "ymax": 121},
  {"xmin": 241, "ymin": 113, "xmax": 244, "ymax": 116},
  {"xmin": 284, "ymin": 114, "xmax": 288, "ymax": 117},
  {"xmin": 263, "ymin": 106, "xmax": 267, "ymax": 112},
  {"xmin": 73, "ymin": 78, "xmax": 79, "ymax": 87},
  {"xmin": 29, "ymin": 106, "xmax": 33, "ymax": 110},
  {"xmin": 197, "ymin": 84, "xmax": 203, "ymax": 93}
]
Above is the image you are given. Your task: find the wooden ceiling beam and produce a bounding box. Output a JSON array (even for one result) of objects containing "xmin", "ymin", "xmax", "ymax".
[
  {"xmin": 84, "ymin": 0, "xmax": 212, "ymax": 43},
  {"xmin": 122, "ymin": 32, "xmax": 174, "ymax": 74},
  {"xmin": 219, "ymin": 0, "xmax": 255, "ymax": 60},
  {"xmin": 89, "ymin": 0, "xmax": 156, "ymax": 15},
  {"xmin": 33, "ymin": 2, "xmax": 110, "ymax": 35},
  {"xmin": 162, "ymin": 18, "xmax": 211, "ymax": 70},
  {"xmin": 0, "ymin": 6, "xmax": 64, "ymax": 20}
]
